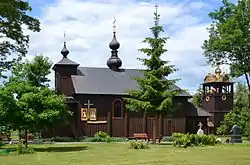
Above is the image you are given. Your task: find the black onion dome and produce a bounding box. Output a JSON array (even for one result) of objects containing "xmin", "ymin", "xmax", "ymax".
[
  {"xmin": 107, "ymin": 56, "xmax": 122, "ymax": 70},
  {"xmin": 61, "ymin": 42, "xmax": 69, "ymax": 57},
  {"xmin": 109, "ymin": 32, "xmax": 120, "ymax": 50}
]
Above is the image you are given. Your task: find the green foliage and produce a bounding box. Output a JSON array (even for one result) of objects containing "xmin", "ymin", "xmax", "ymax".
[
  {"xmin": 83, "ymin": 137, "xmax": 127, "ymax": 142},
  {"xmin": 11, "ymin": 55, "xmax": 53, "ymax": 87},
  {"xmin": 129, "ymin": 141, "xmax": 149, "ymax": 149},
  {"xmin": 91, "ymin": 131, "xmax": 112, "ymax": 143},
  {"xmin": 161, "ymin": 136, "xmax": 173, "ymax": 142},
  {"xmin": 124, "ymin": 6, "xmax": 180, "ymax": 116},
  {"xmin": 51, "ymin": 137, "xmax": 84, "ymax": 142},
  {"xmin": 0, "ymin": 84, "xmax": 69, "ymax": 133},
  {"xmin": 192, "ymin": 88, "xmax": 203, "ymax": 108},
  {"xmin": 95, "ymin": 131, "xmax": 109, "ymax": 139},
  {"xmin": 0, "ymin": 124, "xmax": 11, "ymax": 139},
  {"xmin": 17, "ymin": 141, "xmax": 23, "ymax": 154},
  {"xmin": 0, "ymin": 0, "xmax": 40, "ymax": 78},
  {"xmin": 202, "ymin": 0, "xmax": 250, "ymax": 104},
  {"xmin": 17, "ymin": 141, "xmax": 35, "ymax": 154},
  {"xmin": 0, "ymin": 55, "xmax": 71, "ymax": 147},
  {"xmin": 172, "ymin": 133, "xmax": 218, "ymax": 148},
  {"xmin": 0, "ymin": 141, "xmax": 4, "ymax": 148},
  {"xmin": 47, "ymin": 136, "xmax": 128, "ymax": 143},
  {"xmin": 217, "ymin": 82, "xmax": 250, "ymax": 136}
]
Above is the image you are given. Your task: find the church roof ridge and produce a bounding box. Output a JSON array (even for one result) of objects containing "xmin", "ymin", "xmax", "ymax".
[
  {"xmin": 78, "ymin": 66, "xmax": 144, "ymax": 71},
  {"xmin": 71, "ymin": 67, "xmax": 192, "ymax": 97}
]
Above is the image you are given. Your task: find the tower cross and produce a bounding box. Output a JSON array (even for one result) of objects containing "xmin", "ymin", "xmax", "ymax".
[
  {"xmin": 113, "ymin": 17, "xmax": 116, "ymax": 33},
  {"xmin": 63, "ymin": 31, "xmax": 66, "ymax": 42},
  {"xmin": 84, "ymin": 100, "xmax": 94, "ymax": 110}
]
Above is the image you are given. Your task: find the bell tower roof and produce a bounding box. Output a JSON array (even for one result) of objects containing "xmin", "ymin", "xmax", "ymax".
[
  {"xmin": 52, "ymin": 32, "xmax": 79, "ymax": 70},
  {"xmin": 203, "ymin": 60, "xmax": 231, "ymax": 84}
]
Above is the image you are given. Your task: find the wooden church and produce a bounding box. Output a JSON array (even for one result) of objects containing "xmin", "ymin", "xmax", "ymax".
[{"xmin": 45, "ymin": 24, "xmax": 234, "ymax": 138}]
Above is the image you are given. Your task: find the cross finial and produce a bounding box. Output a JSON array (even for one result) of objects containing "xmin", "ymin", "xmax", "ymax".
[
  {"xmin": 63, "ymin": 31, "xmax": 66, "ymax": 42},
  {"xmin": 155, "ymin": 4, "xmax": 158, "ymax": 13},
  {"xmin": 113, "ymin": 17, "xmax": 116, "ymax": 33}
]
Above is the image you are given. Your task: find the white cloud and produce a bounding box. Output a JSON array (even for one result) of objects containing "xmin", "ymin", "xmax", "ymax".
[{"xmin": 26, "ymin": 0, "xmax": 216, "ymax": 94}]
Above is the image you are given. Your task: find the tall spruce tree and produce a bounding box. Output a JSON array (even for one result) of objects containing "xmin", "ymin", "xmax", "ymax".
[{"xmin": 124, "ymin": 5, "xmax": 181, "ymax": 143}]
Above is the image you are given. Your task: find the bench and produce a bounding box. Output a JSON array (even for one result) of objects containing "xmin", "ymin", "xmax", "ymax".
[
  {"xmin": 133, "ymin": 133, "xmax": 148, "ymax": 141},
  {"xmin": 0, "ymin": 134, "xmax": 11, "ymax": 141},
  {"xmin": 19, "ymin": 134, "xmax": 35, "ymax": 141},
  {"xmin": 133, "ymin": 133, "xmax": 162, "ymax": 143}
]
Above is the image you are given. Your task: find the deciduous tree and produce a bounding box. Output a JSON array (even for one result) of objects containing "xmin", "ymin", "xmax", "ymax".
[
  {"xmin": 192, "ymin": 88, "xmax": 203, "ymax": 108},
  {"xmin": 202, "ymin": 0, "xmax": 250, "ymax": 108},
  {"xmin": 0, "ymin": 0, "xmax": 40, "ymax": 78},
  {"xmin": 217, "ymin": 82, "xmax": 250, "ymax": 136},
  {"xmin": 0, "ymin": 55, "xmax": 70, "ymax": 148}
]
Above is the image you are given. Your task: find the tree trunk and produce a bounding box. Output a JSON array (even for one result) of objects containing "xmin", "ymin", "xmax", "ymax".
[
  {"xmin": 244, "ymin": 73, "xmax": 250, "ymax": 139},
  {"xmin": 18, "ymin": 129, "xmax": 21, "ymax": 141},
  {"xmin": 244, "ymin": 73, "xmax": 250, "ymax": 109},
  {"xmin": 25, "ymin": 128, "xmax": 28, "ymax": 148},
  {"xmin": 152, "ymin": 118, "xmax": 156, "ymax": 144}
]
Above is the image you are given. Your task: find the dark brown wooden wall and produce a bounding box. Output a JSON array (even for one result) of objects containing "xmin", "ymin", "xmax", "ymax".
[
  {"xmin": 201, "ymin": 83, "xmax": 234, "ymax": 130},
  {"xmin": 54, "ymin": 66, "xmax": 78, "ymax": 96},
  {"xmin": 62, "ymin": 94, "xmax": 189, "ymax": 137},
  {"xmin": 42, "ymin": 93, "xmax": 202, "ymax": 138},
  {"xmin": 202, "ymin": 94, "xmax": 233, "ymax": 112}
]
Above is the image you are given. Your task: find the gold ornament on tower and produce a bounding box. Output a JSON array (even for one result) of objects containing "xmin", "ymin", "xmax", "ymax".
[{"xmin": 203, "ymin": 60, "xmax": 231, "ymax": 83}]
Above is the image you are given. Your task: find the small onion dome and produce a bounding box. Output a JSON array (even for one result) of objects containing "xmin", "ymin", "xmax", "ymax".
[
  {"xmin": 61, "ymin": 42, "xmax": 69, "ymax": 58},
  {"xmin": 109, "ymin": 32, "xmax": 120, "ymax": 50},
  {"xmin": 107, "ymin": 56, "xmax": 122, "ymax": 70},
  {"xmin": 215, "ymin": 61, "xmax": 222, "ymax": 74},
  {"xmin": 215, "ymin": 67, "xmax": 222, "ymax": 74}
]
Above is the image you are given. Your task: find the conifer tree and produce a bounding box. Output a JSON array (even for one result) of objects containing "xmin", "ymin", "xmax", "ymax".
[{"xmin": 125, "ymin": 5, "xmax": 181, "ymax": 143}]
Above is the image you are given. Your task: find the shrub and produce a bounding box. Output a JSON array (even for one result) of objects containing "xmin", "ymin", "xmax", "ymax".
[
  {"xmin": 52, "ymin": 137, "xmax": 85, "ymax": 142},
  {"xmin": 94, "ymin": 131, "xmax": 109, "ymax": 139},
  {"xmin": 162, "ymin": 136, "xmax": 173, "ymax": 142},
  {"xmin": 110, "ymin": 137, "xmax": 128, "ymax": 142},
  {"xmin": 17, "ymin": 141, "xmax": 23, "ymax": 154},
  {"xmin": 82, "ymin": 136, "xmax": 128, "ymax": 143},
  {"xmin": 47, "ymin": 133, "xmax": 128, "ymax": 143},
  {"xmin": 172, "ymin": 133, "xmax": 218, "ymax": 148},
  {"xmin": 0, "ymin": 141, "xmax": 4, "ymax": 148},
  {"xmin": 129, "ymin": 141, "xmax": 149, "ymax": 149},
  {"xmin": 17, "ymin": 140, "xmax": 35, "ymax": 155}
]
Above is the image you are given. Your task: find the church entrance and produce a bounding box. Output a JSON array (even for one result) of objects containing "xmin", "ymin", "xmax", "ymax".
[{"xmin": 111, "ymin": 99, "xmax": 126, "ymax": 137}]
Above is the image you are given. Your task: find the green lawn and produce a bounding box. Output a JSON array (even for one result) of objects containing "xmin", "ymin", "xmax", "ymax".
[{"xmin": 1, "ymin": 142, "xmax": 250, "ymax": 165}]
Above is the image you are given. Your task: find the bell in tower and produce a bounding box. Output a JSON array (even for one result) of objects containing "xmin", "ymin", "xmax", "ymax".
[{"xmin": 201, "ymin": 60, "xmax": 234, "ymax": 129}]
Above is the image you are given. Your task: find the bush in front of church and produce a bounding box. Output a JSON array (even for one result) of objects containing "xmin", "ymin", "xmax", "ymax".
[
  {"xmin": 172, "ymin": 133, "xmax": 218, "ymax": 148},
  {"xmin": 129, "ymin": 141, "xmax": 149, "ymax": 149},
  {"xmin": 82, "ymin": 131, "xmax": 128, "ymax": 143}
]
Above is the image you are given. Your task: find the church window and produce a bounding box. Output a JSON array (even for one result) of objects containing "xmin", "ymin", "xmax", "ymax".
[{"xmin": 112, "ymin": 99, "xmax": 123, "ymax": 118}]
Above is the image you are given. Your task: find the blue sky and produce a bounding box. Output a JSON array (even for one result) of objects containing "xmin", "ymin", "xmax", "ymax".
[{"xmin": 24, "ymin": 0, "xmax": 243, "ymax": 94}]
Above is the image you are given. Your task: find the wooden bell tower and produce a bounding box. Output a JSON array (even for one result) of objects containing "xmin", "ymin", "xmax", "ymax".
[{"xmin": 201, "ymin": 62, "xmax": 234, "ymax": 128}]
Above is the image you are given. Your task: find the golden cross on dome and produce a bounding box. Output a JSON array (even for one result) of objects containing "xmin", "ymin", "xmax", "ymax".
[{"xmin": 113, "ymin": 17, "xmax": 116, "ymax": 33}]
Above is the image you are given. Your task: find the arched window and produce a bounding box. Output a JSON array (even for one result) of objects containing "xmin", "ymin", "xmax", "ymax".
[{"xmin": 112, "ymin": 99, "xmax": 123, "ymax": 118}]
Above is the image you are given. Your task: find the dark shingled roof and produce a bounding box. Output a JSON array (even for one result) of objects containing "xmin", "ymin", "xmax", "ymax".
[
  {"xmin": 185, "ymin": 102, "xmax": 213, "ymax": 117},
  {"xmin": 71, "ymin": 67, "xmax": 192, "ymax": 97},
  {"xmin": 52, "ymin": 57, "xmax": 79, "ymax": 70}
]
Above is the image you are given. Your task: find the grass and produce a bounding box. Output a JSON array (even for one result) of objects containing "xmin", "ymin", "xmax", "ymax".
[{"xmin": 1, "ymin": 142, "xmax": 250, "ymax": 165}]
